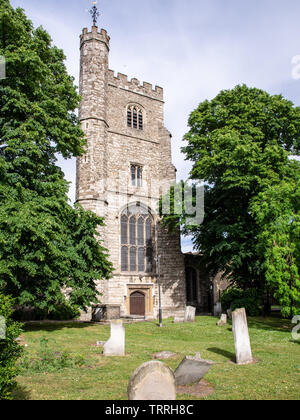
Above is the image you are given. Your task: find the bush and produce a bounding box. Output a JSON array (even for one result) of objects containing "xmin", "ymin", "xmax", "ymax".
[
  {"xmin": 0, "ymin": 292, "xmax": 23, "ymax": 400},
  {"xmin": 42, "ymin": 301, "xmax": 80, "ymax": 321},
  {"xmin": 221, "ymin": 287, "xmax": 262, "ymax": 316}
]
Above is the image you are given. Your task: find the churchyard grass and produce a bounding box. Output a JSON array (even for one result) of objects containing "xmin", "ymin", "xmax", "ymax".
[{"xmin": 13, "ymin": 316, "xmax": 300, "ymax": 400}]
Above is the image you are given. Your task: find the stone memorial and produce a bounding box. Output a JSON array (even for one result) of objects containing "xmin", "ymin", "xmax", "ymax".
[
  {"xmin": 217, "ymin": 314, "xmax": 227, "ymax": 326},
  {"xmin": 227, "ymin": 309, "xmax": 232, "ymax": 319},
  {"xmin": 184, "ymin": 306, "xmax": 196, "ymax": 323},
  {"xmin": 128, "ymin": 361, "xmax": 176, "ymax": 400},
  {"xmin": 174, "ymin": 353, "xmax": 214, "ymax": 386},
  {"xmin": 103, "ymin": 320, "xmax": 125, "ymax": 357},
  {"xmin": 213, "ymin": 302, "xmax": 222, "ymax": 317},
  {"xmin": 232, "ymin": 308, "xmax": 253, "ymax": 365}
]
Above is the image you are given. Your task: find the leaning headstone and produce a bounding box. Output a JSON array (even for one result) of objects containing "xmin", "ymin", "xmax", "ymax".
[
  {"xmin": 174, "ymin": 353, "xmax": 214, "ymax": 386},
  {"xmin": 128, "ymin": 361, "xmax": 176, "ymax": 400},
  {"xmin": 103, "ymin": 320, "xmax": 125, "ymax": 357},
  {"xmin": 153, "ymin": 351, "xmax": 177, "ymax": 360},
  {"xmin": 227, "ymin": 309, "xmax": 232, "ymax": 320},
  {"xmin": 184, "ymin": 306, "xmax": 196, "ymax": 322},
  {"xmin": 232, "ymin": 308, "xmax": 253, "ymax": 365},
  {"xmin": 217, "ymin": 314, "xmax": 227, "ymax": 326}
]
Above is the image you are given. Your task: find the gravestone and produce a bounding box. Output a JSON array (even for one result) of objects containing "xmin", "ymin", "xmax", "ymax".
[
  {"xmin": 174, "ymin": 353, "xmax": 214, "ymax": 386},
  {"xmin": 217, "ymin": 314, "xmax": 227, "ymax": 326},
  {"xmin": 213, "ymin": 302, "xmax": 222, "ymax": 317},
  {"xmin": 103, "ymin": 320, "xmax": 125, "ymax": 356},
  {"xmin": 227, "ymin": 309, "xmax": 232, "ymax": 320},
  {"xmin": 184, "ymin": 306, "xmax": 196, "ymax": 323},
  {"xmin": 128, "ymin": 361, "xmax": 176, "ymax": 400},
  {"xmin": 232, "ymin": 308, "xmax": 253, "ymax": 365}
]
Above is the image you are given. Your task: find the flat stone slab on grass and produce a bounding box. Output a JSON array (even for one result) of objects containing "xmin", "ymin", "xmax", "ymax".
[
  {"xmin": 153, "ymin": 351, "xmax": 177, "ymax": 360},
  {"xmin": 174, "ymin": 354, "xmax": 214, "ymax": 386},
  {"xmin": 173, "ymin": 317, "xmax": 185, "ymax": 323},
  {"xmin": 128, "ymin": 361, "xmax": 176, "ymax": 401}
]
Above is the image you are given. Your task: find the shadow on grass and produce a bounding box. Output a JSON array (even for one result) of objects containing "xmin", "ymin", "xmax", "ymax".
[
  {"xmin": 23, "ymin": 321, "xmax": 99, "ymax": 334},
  {"xmin": 207, "ymin": 347, "xmax": 236, "ymax": 363},
  {"xmin": 246, "ymin": 316, "xmax": 292, "ymax": 334},
  {"xmin": 11, "ymin": 384, "xmax": 31, "ymax": 401}
]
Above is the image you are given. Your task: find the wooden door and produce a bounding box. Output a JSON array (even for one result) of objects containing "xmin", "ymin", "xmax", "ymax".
[{"xmin": 130, "ymin": 291, "xmax": 145, "ymax": 316}]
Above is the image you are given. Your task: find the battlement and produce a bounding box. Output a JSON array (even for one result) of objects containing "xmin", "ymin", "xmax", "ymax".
[
  {"xmin": 80, "ymin": 26, "xmax": 110, "ymax": 49},
  {"xmin": 108, "ymin": 70, "xmax": 164, "ymax": 101}
]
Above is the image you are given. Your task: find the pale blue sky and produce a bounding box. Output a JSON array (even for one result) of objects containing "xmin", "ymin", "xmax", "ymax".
[{"xmin": 10, "ymin": 0, "xmax": 300, "ymax": 252}]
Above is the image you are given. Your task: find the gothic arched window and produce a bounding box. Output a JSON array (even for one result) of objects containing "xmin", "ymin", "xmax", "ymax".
[
  {"xmin": 121, "ymin": 205, "xmax": 154, "ymax": 273},
  {"xmin": 127, "ymin": 105, "xmax": 144, "ymax": 130}
]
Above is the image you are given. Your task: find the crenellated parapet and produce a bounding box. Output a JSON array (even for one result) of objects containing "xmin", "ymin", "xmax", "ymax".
[
  {"xmin": 108, "ymin": 70, "xmax": 164, "ymax": 101},
  {"xmin": 80, "ymin": 26, "xmax": 110, "ymax": 51}
]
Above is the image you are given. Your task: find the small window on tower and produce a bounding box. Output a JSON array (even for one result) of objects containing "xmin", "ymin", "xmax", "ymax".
[
  {"xmin": 131, "ymin": 164, "xmax": 143, "ymax": 187},
  {"xmin": 133, "ymin": 108, "xmax": 138, "ymax": 129},
  {"xmin": 138, "ymin": 111, "xmax": 143, "ymax": 130},
  {"xmin": 127, "ymin": 105, "xmax": 144, "ymax": 130},
  {"xmin": 127, "ymin": 108, "xmax": 132, "ymax": 127}
]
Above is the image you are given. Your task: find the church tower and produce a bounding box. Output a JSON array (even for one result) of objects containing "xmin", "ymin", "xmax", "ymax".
[
  {"xmin": 76, "ymin": 26, "xmax": 110, "ymax": 243},
  {"xmin": 77, "ymin": 16, "xmax": 187, "ymax": 321}
]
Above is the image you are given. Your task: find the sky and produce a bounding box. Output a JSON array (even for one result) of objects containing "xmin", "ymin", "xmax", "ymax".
[{"xmin": 10, "ymin": 0, "xmax": 300, "ymax": 252}]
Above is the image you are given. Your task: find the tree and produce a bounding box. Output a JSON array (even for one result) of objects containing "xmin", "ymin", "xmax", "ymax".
[
  {"xmin": 164, "ymin": 85, "xmax": 300, "ymax": 313},
  {"xmin": 0, "ymin": 1, "xmax": 112, "ymax": 312}
]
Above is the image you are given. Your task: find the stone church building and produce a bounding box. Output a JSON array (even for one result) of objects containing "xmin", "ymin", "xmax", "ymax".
[{"xmin": 76, "ymin": 25, "xmax": 226, "ymax": 321}]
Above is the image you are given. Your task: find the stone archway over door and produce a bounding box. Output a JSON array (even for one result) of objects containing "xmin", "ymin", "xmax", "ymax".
[{"xmin": 130, "ymin": 291, "xmax": 146, "ymax": 316}]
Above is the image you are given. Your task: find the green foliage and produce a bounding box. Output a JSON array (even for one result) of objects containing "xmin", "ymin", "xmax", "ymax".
[
  {"xmin": 164, "ymin": 84, "xmax": 300, "ymax": 313},
  {"xmin": 42, "ymin": 302, "xmax": 80, "ymax": 321},
  {"xmin": 221, "ymin": 287, "xmax": 262, "ymax": 317},
  {"xmin": 19, "ymin": 337, "xmax": 86, "ymax": 373},
  {"xmin": 0, "ymin": 1, "xmax": 113, "ymax": 311},
  {"xmin": 0, "ymin": 291, "xmax": 23, "ymax": 400},
  {"xmin": 251, "ymin": 163, "xmax": 300, "ymax": 317}
]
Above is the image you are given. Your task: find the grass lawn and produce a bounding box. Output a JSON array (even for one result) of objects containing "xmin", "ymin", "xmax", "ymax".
[{"xmin": 13, "ymin": 316, "xmax": 300, "ymax": 400}]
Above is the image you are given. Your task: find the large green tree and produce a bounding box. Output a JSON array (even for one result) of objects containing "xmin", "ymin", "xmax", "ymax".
[
  {"xmin": 0, "ymin": 1, "xmax": 112, "ymax": 312},
  {"xmin": 165, "ymin": 85, "xmax": 300, "ymax": 315}
]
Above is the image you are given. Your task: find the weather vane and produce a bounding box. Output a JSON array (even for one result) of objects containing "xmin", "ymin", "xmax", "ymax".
[{"xmin": 90, "ymin": 1, "xmax": 100, "ymax": 26}]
